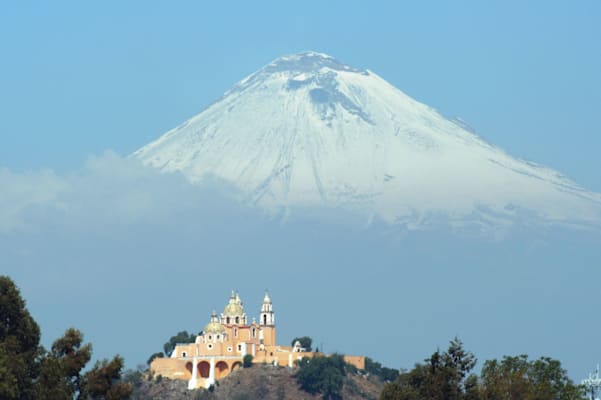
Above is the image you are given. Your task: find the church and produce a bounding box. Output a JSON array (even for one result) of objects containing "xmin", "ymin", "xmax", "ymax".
[{"xmin": 150, "ymin": 291, "xmax": 365, "ymax": 389}]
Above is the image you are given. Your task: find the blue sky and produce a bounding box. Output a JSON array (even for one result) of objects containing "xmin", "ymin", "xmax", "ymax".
[
  {"xmin": 1, "ymin": 1, "xmax": 600, "ymax": 190},
  {"xmin": 1, "ymin": 0, "xmax": 601, "ymax": 380}
]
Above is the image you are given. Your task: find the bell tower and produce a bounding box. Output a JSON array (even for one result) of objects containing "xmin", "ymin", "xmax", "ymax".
[
  {"xmin": 260, "ymin": 291, "xmax": 275, "ymax": 326},
  {"xmin": 259, "ymin": 291, "xmax": 276, "ymax": 346}
]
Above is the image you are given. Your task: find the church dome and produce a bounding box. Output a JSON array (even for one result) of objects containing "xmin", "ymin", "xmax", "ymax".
[
  {"xmin": 222, "ymin": 290, "xmax": 245, "ymax": 317},
  {"xmin": 204, "ymin": 320, "xmax": 225, "ymax": 334},
  {"xmin": 204, "ymin": 310, "xmax": 225, "ymax": 334},
  {"xmin": 223, "ymin": 302, "xmax": 244, "ymax": 316}
]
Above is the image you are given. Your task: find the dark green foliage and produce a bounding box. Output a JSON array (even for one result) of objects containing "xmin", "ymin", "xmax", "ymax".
[
  {"xmin": 243, "ymin": 354, "xmax": 254, "ymax": 368},
  {"xmin": 291, "ymin": 336, "xmax": 313, "ymax": 352},
  {"xmin": 295, "ymin": 354, "xmax": 346, "ymax": 400},
  {"xmin": 35, "ymin": 355, "xmax": 72, "ymax": 400},
  {"xmin": 365, "ymin": 357, "xmax": 399, "ymax": 382},
  {"xmin": 35, "ymin": 328, "xmax": 92, "ymax": 399},
  {"xmin": 163, "ymin": 331, "xmax": 196, "ymax": 357},
  {"xmin": 381, "ymin": 338, "xmax": 586, "ymax": 400},
  {"xmin": 0, "ymin": 276, "xmax": 131, "ymax": 400},
  {"xmin": 82, "ymin": 355, "xmax": 133, "ymax": 400},
  {"xmin": 480, "ymin": 354, "xmax": 585, "ymax": 400},
  {"xmin": 53, "ymin": 328, "xmax": 92, "ymax": 394},
  {"xmin": 146, "ymin": 352, "xmax": 164, "ymax": 366},
  {"xmin": 0, "ymin": 275, "xmax": 42, "ymax": 400},
  {"xmin": 381, "ymin": 337, "xmax": 477, "ymax": 400}
]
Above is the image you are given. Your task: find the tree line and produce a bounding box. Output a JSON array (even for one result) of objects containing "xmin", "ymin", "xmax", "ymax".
[{"xmin": 381, "ymin": 337, "xmax": 586, "ymax": 400}]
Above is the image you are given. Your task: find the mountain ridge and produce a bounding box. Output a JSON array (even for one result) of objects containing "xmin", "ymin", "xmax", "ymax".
[{"xmin": 133, "ymin": 51, "xmax": 601, "ymax": 231}]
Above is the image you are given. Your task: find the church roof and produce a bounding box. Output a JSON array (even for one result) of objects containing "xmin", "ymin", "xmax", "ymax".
[
  {"xmin": 223, "ymin": 302, "xmax": 244, "ymax": 317},
  {"xmin": 223, "ymin": 290, "xmax": 245, "ymax": 317},
  {"xmin": 204, "ymin": 310, "xmax": 225, "ymax": 334}
]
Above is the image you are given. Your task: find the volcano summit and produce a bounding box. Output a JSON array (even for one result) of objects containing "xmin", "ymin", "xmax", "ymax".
[{"xmin": 134, "ymin": 52, "xmax": 601, "ymax": 231}]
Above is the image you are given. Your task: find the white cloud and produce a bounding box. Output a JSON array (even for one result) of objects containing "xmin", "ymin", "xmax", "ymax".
[{"xmin": 0, "ymin": 151, "xmax": 249, "ymax": 234}]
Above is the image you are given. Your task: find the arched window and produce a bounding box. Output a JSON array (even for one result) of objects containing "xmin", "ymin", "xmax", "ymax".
[
  {"xmin": 263, "ymin": 314, "xmax": 267, "ymax": 325},
  {"xmin": 234, "ymin": 327, "xmax": 238, "ymax": 337},
  {"xmin": 235, "ymin": 316, "xmax": 239, "ymax": 324},
  {"xmin": 226, "ymin": 317, "xmax": 230, "ymax": 324},
  {"xmin": 252, "ymin": 327, "xmax": 256, "ymax": 338}
]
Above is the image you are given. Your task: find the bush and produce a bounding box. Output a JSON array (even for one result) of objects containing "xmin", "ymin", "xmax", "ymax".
[
  {"xmin": 243, "ymin": 354, "xmax": 254, "ymax": 368},
  {"xmin": 122, "ymin": 368, "xmax": 144, "ymax": 388},
  {"xmin": 291, "ymin": 336, "xmax": 313, "ymax": 352},
  {"xmin": 364, "ymin": 357, "xmax": 399, "ymax": 382},
  {"xmin": 146, "ymin": 352, "xmax": 164, "ymax": 366},
  {"xmin": 163, "ymin": 331, "xmax": 196, "ymax": 357}
]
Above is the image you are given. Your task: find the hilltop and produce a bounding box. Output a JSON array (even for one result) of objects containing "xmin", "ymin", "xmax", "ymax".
[{"xmin": 131, "ymin": 364, "xmax": 385, "ymax": 400}]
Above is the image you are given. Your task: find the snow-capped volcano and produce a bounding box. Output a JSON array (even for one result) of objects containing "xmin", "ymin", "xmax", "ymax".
[{"xmin": 134, "ymin": 51, "xmax": 601, "ymax": 230}]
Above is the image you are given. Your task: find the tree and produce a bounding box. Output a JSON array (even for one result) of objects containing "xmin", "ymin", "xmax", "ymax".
[
  {"xmin": 163, "ymin": 331, "xmax": 196, "ymax": 357},
  {"xmin": 243, "ymin": 354, "xmax": 254, "ymax": 368},
  {"xmin": 381, "ymin": 339, "xmax": 586, "ymax": 400},
  {"xmin": 0, "ymin": 275, "xmax": 42, "ymax": 400},
  {"xmin": 81, "ymin": 355, "xmax": 133, "ymax": 400},
  {"xmin": 291, "ymin": 336, "xmax": 313, "ymax": 352},
  {"xmin": 35, "ymin": 355, "xmax": 72, "ymax": 400},
  {"xmin": 0, "ymin": 276, "xmax": 131, "ymax": 400},
  {"xmin": 381, "ymin": 337, "xmax": 477, "ymax": 400},
  {"xmin": 52, "ymin": 328, "xmax": 92, "ymax": 393},
  {"xmin": 35, "ymin": 328, "xmax": 92, "ymax": 399},
  {"xmin": 365, "ymin": 357, "xmax": 399, "ymax": 382},
  {"xmin": 296, "ymin": 354, "xmax": 346, "ymax": 400},
  {"xmin": 480, "ymin": 355, "xmax": 585, "ymax": 400}
]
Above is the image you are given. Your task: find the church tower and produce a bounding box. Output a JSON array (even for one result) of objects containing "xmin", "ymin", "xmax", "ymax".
[{"xmin": 259, "ymin": 291, "xmax": 276, "ymax": 346}]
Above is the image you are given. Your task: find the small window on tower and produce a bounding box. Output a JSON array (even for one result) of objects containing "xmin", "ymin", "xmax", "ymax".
[
  {"xmin": 235, "ymin": 316, "xmax": 239, "ymax": 324},
  {"xmin": 263, "ymin": 314, "xmax": 267, "ymax": 325},
  {"xmin": 182, "ymin": 351, "xmax": 187, "ymax": 357}
]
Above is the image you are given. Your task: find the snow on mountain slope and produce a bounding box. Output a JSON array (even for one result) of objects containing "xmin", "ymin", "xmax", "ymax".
[{"xmin": 133, "ymin": 52, "xmax": 601, "ymax": 230}]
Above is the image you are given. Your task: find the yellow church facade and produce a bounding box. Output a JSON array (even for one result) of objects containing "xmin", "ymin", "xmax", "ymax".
[{"xmin": 150, "ymin": 291, "xmax": 365, "ymax": 389}]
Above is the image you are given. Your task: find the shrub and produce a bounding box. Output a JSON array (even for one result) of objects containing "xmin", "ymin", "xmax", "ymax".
[
  {"xmin": 365, "ymin": 357, "xmax": 399, "ymax": 382},
  {"xmin": 243, "ymin": 354, "xmax": 254, "ymax": 368}
]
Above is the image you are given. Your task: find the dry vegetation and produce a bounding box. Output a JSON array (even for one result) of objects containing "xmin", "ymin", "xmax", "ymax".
[{"xmin": 132, "ymin": 364, "xmax": 384, "ymax": 400}]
